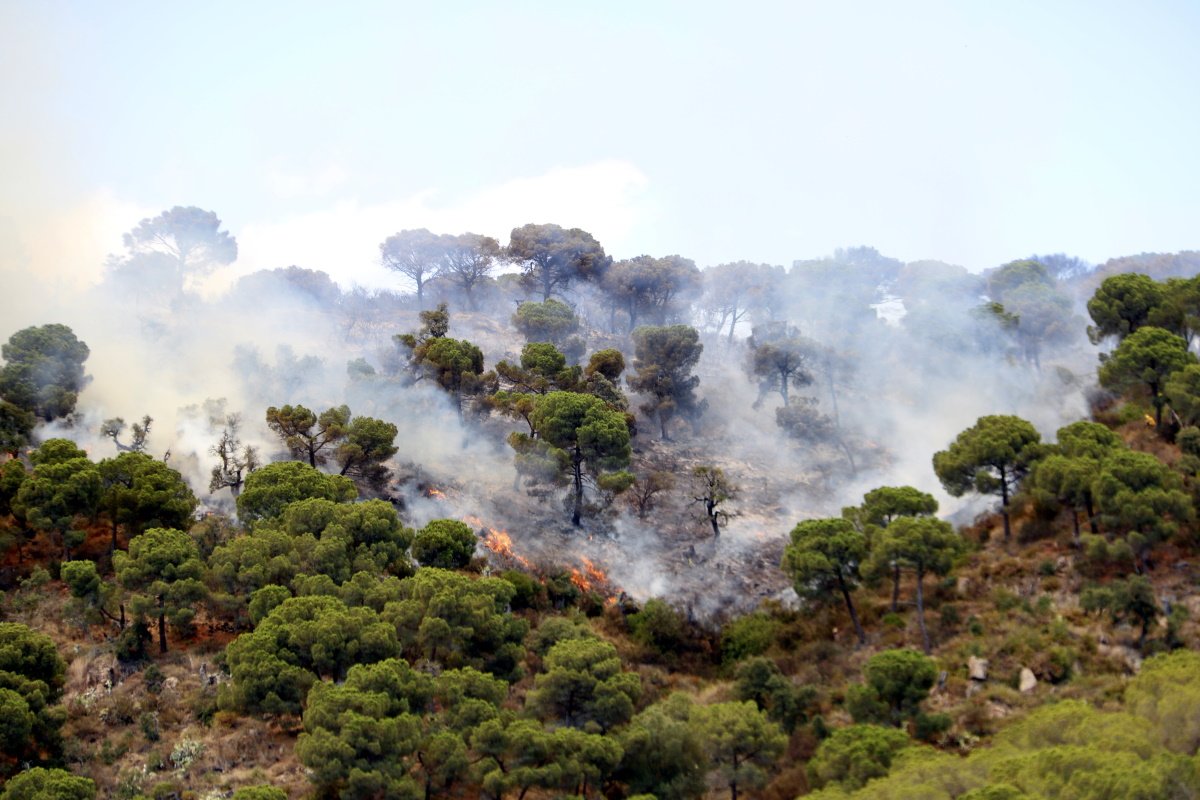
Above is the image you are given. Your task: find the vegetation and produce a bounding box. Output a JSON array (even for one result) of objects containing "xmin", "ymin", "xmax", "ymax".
[{"xmin": 9, "ymin": 225, "xmax": 1200, "ymax": 799}]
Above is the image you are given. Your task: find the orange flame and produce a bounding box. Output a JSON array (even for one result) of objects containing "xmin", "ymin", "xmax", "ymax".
[
  {"xmin": 570, "ymin": 557, "xmax": 611, "ymax": 594},
  {"xmin": 425, "ymin": 487, "xmax": 447, "ymax": 499},
  {"xmin": 479, "ymin": 524, "xmax": 531, "ymax": 568}
]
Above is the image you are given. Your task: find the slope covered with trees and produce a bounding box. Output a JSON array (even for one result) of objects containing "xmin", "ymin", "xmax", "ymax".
[{"xmin": 4, "ymin": 209, "xmax": 1200, "ymax": 798}]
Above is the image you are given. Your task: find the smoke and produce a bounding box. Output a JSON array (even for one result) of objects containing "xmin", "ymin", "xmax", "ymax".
[{"xmin": 0, "ymin": 193, "xmax": 1114, "ymax": 621}]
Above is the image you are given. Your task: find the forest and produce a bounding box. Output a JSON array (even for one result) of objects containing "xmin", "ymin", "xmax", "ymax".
[{"xmin": 3, "ymin": 206, "xmax": 1200, "ymax": 799}]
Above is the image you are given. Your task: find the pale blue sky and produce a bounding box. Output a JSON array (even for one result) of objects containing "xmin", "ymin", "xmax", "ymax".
[{"xmin": 3, "ymin": 1, "xmax": 1199, "ymax": 289}]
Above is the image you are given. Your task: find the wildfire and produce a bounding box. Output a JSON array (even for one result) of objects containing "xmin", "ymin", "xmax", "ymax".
[
  {"xmin": 425, "ymin": 487, "xmax": 447, "ymax": 499},
  {"xmin": 569, "ymin": 557, "xmax": 610, "ymax": 593},
  {"xmin": 473, "ymin": 520, "xmax": 531, "ymax": 568}
]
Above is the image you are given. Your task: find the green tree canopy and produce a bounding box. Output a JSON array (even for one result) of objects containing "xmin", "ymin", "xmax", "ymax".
[
  {"xmin": 114, "ymin": 527, "xmax": 206, "ymax": 653},
  {"xmin": 519, "ymin": 391, "xmax": 632, "ymax": 526},
  {"xmin": 628, "ymin": 324, "xmax": 706, "ymax": 440},
  {"xmin": 381, "ymin": 569, "xmax": 528, "ymax": 680},
  {"xmin": 528, "ymin": 636, "xmax": 642, "ymax": 731},
  {"xmin": 783, "ymin": 517, "xmax": 869, "ymax": 644},
  {"xmin": 0, "ymin": 623, "xmax": 67, "ymax": 775},
  {"xmin": 869, "ymin": 518, "xmax": 963, "ymax": 654},
  {"xmin": 0, "ymin": 324, "xmax": 90, "ymax": 421},
  {"xmin": 747, "ymin": 324, "xmax": 817, "ymax": 408},
  {"xmin": 807, "ymin": 724, "xmax": 911, "ymax": 791},
  {"xmin": 1099, "ymin": 325, "xmax": 1196, "ymax": 428},
  {"xmin": 1092, "ymin": 449, "xmax": 1192, "ymax": 569},
  {"xmin": 98, "ymin": 452, "xmax": 196, "ymax": 553},
  {"xmin": 506, "ymin": 223, "xmax": 610, "ymax": 301},
  {"xmin": 848, "ymin": 649, "xmax": 938, "ymax": 727},
  {"xmin": 13, "ymin": 439, "xmax": 102, "ymax": 559},
  {"xmin": 0, "ymin": 767, "xmax": 95, "ymax": 800},
  {"xmin": 692, "ymin": 700, "xmax": 787, "ymax": 800},
  {"xmin": 510, "ymin": 299, "xmax": 580, "ymax": 346},
  {"xmin": 222, "ymin": 595, "xmax": 400, "ymax": 715},
  {"xmin": 1087, "ymin": 272, "xmax": 1165, "ymax": 343},
  {"xmin": 264, "ymin": 404, "xmax": 350, "ymax": 467},
  {"xmin": 334, "ymin": 415, "xmax": 400, "ymax": 488},
  {"xmin": 412, "ymin": 519, "xmax": 476, "ymax": 569},
  {"xmin": 932, "ymin": 415, "xmax": 1042, "ymax": 542},
  {"xmin": 1082, "ymin": 575, "xmax": 1160, "ymax": 651},
  {"xmin": 236, "ymin": 461, "xmax": 357, "ymax": 522}
]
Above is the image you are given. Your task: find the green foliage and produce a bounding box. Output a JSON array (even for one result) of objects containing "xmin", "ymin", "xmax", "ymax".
[
  {"xmin": 0, "ymin": 324, "xmax": 90, "ymax": 421},
  {"xmin": 692, "ymin": 700, "xmax": 787, "ymax": 799},
  {"xmin": 1087, "ymin": 272, "xmax": 1165, "ymax": 342},
  {"xmin": 721, "ymin": 611, "xmax": 779, "ymax": 664},
  {"xmin": 783, "ymin": 517, "xmax": 869, "ymax": 643},
  {"xmin": 849, "ymin": 649, "xmax": 937, "ymax": 727},
  {"xmin": 0, "ymin": 401, "xmax": 35, "ymax": 455},
  {"xmin": 114, "ymin": 528, "xmax": 207, "ymax": 652},
  {"xmin": 235, "ymin": 461, "xmax": 357, "ymax": 522},
  {"xmin": 1091, "ymin": 449, "xmax": 1192, "ymax": 566},
  {"xmin": 733, "ymin": 656, "xmax": 814, "ymax": 732},
  {"xmin": 381, "ymin": 569, "xmax": 528, "ymax": 680},
  {"xmin": 524, "ymin": 390, "xmax": 632, "ymax": 525},
  {"xmin": 859, "ymin": 485, "xmax": 938, "ymax": 525},
  {"xmin": 527, "ymin": 637, "xmax": 642, "ymax": 731},
  {"xmin": 1081, "ymin": 576, "xmax": 1160, "ymax": 651},
  {"xmin": 247, "ymin": 585, "xmax": 292, "ymax": 626},
  {"xmin": 808, "ymin": 724, "xmax": 911, "ymax": 791},
  {"xmin": 412, "ymin": 518, "xmax": 476, "ymax": 569},
  {"xmin": 98, "ymin": 452, "xmax": 197, "ymax": 544},
  {"xmin": 507, "ymin": 223, "xmax": 610, "ymax": 302},
  {"xmin": 1164, "ymin": 362, "xmax": 1200, "ymax": 427},
  {"xmin": 222, "ymin": 595, "xmax": 400, "ymax": 715},
  {"xmin": 1124, "ymin": 649, "xmax": 1200, "ymax": 755},
  {"xmin": 528, "ymin": 614, "xmax": 595, "ymax": 656},
  {"xmin": 229, "ymin": 787, "xmax": 287, "ymax": 800},
  {"xmin": 0, "ymin": 767, "xmax": 95, "ymax": 800},
  {"xmin": 748, "ymin": 324, "xmax": 818, "ymax": 408},
  {"xmin": 616, "ymin": 693, "xmax": 707, "ymax": 800},
  {"xmin": 0, "ymin": 623, "xmax": 67, "ymax": 774},
  {"xmin": 627, "ymin": 598, "xmax": 688, "ymax": 656},
  {"xmin": 627, "ymin": 325, "xmax": 706, "ymax": 439},
  {"xmin": 296, "ymin": 658, "xmax": 432, "ymax": 800},
  {"xmin": 264, "ymin": 404, "xmax": 349, "ymax": 467},
  {"xmin": 14, "ymin": 439, "xmax": 102, "ymax": 558},
  {"xmin": 869, "ymin": 517, "xmax": 964, "ymax": 653},
  {"xmin": 1098, "ymin": 325, "xmax": 1196, "ymax": 427},
  {"xmin": 334, "ymin": 414, "xmax": 399, "ymax": 489},
  {"xmin": 511, "ymin": 298, "xmax": 581, "ymax": 344},
  {"xmin": 932, "ymin": 415, "xmax": 1042, "ymax": 541},
  {"xmin": 409, "ymin": 336, "xmax": 487, "ymax": 415}
]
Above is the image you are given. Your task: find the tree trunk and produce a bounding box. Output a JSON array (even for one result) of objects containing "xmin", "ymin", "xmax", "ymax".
[
  {"xmin": 890, "ymin": 565, "xmax": 901, "ymax": 613},
  {"xmin": 780, "ymin": 372, "xmax": 789, "ymax": 407},
  {"xmin": 1085, "ymin": 495, "xmax": 1099, "ymax": 534},
  {"xmin": 111, "ymin": 518, "xmax": 119, "ymax": 555},
  {"xmin": 708, "ymin": 500, "xmax": 721, "ymax": 537},
  {"xmin": 572, "ymin": 448, "xmax": 583, "ymax": 527},
  {"xmin": 157, "ymin": 594, "xmax": 168, "ymax": 654},
  {"xmin": 838, "ymin": 571, "xmax": 867, "ymax": 645},
  {"xmin": 915, "ymin": 567, "xmax": 930, "ymax": 655},
  {"xmin": 999, "ymin": 466, "xmax": 1011, "ymax": 543},
  {"xmin": 727, "ymin": 305, "xmax": 739, "ymax": 343}
]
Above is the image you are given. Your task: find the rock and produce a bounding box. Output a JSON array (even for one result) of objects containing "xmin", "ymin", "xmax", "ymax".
[
  {"xmin": 1018, "ymin": 667, "xmax": 1037, "ymax": 693},
  {"xmin": 968, "ymin": 656, "xmax": 989, "ymax": 681}
]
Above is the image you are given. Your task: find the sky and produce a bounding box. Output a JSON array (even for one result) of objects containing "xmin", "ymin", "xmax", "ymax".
[{"xmin": 2, "ymin": 0, "xmax": 1199, "ymax": 293}]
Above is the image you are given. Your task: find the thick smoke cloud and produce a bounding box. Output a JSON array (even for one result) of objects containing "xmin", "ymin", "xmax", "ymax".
[{"xmin": 0, "ymin": 209, "xmax": 1115, "ymax": 620}]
